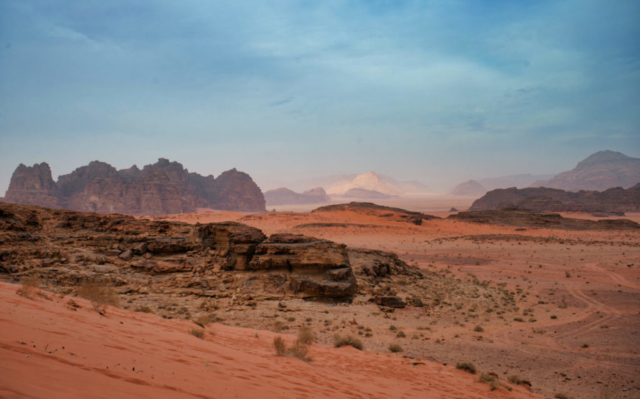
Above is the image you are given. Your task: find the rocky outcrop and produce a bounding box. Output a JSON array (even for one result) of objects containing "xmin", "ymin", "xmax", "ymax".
[
  {"xmin": 532, "ymin": 150, "xmax": 640, "ymax": 191},
  {"xmin": 450, "ymin": 180, "xmax": 487, "ymax": 196},
  {"xmin": 264, "ymin": 187, "xmax": 330, "ymax": 206},
  {"xmin": 0, "ymin": 202, "xmax": 355, "ymax": 299},
  {"xmin": 4, "ymin": 163, "xmax": 63, "ymax": 209},
  {"xmin": 312, "ymin": 202, "xmax": 438, "ymax": 225},
  {"xmin": 448, "ymin": 209, "xmax": 639, "ymax": 230},
  {"xmin": 470, "ymin": 185, "xmax": 640, "ymax": 214},
  {"xmin": 4, "ymin": 159, "xmax": 266, "ymax": 214}
]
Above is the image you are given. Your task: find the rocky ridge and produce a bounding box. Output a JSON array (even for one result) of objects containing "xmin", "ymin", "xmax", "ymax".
[
  {"xmin": 469, "ymin": 185, "xmax": 640, "ymax": 214},
  {"xmin": 4, "ymin": 159, "xmax": 265, "ymax": 214}
]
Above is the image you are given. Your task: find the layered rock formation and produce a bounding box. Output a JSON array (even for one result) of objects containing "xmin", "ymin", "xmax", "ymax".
[
  {"xmin": 532, "ymin": 150, "xmax": 640, "ymax": 191},
  {"xmin": 264, "ymin": 187, "xmax": 330, "ymax": 206},
  {"xmin": 469, "ymin": 186, "xmax": 640, "ymax": 214},
  {"xmin": 0, "ymin": 203, "xmax": 355, "ymax": 299},
  {"xmin": 450, "ymin": 180, "xmax": 487, "ymax": 196},
  {"xmin": 4, "ymin": 159, "xmax": 266, "ymax": 214}
]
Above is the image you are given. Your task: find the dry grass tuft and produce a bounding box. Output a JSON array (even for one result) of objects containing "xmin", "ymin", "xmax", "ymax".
[
  {"xmin": 455, "ymin": 362, "xmax": 477, "ymax": 374},
  {"xmin": 388, "ymin": 343, "xmax": 403, "ymax": 353},
  {"xmin": 16, "ymin": 276, "xmax": 41, "ymax": 299},
  {"xmin": 76, "ymin": 279, "xmax": 120, "ymax": 315},
  {"xmin": 194, "ymin": 315, "xmax": 212, "ymax": 328},
  {"xmin": 272, "ymin": 336, "xmax": 311, "ymax": 362},
  {"xmin": 333, "ymin": 334, "xmax": 364, "ymax": 350},
  {"xmin": 190, "ymin": 329, "xmax": 204, "ymax": 339},
  {"xmin": 297, "ymin": 326, "xmax": 315, "ymax": 345}
]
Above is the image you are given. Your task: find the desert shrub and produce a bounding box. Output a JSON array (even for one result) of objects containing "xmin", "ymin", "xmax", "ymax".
[
  {"xmin": 194, "ymin": 316, "xmax": 212, "ymax": 328},
  {"xmin": 76, "ymin": 279, "xmax": 120, "ymax": 315},
  {"xmin": 297, "ymin": 326, "xmax": 315, "ymax": 345},
  {"xmin": 456, "ymin": 362, "xmax": 477, "ymax": 374},
  {"xmin": 16, "ymin": 276, "xmax": 41, "ymax": 299},
  {"xmin": 135, "ymin": 306, "xmax": 154, "ymax": 314},
  {"xmin": 508, "ymin": 375, "xmax": 526, "ymax": 385},
  {"xmin": 334, "ymin": 334, "xmax": 364, "ymax": 350},
  {"xmin": 396, "ymin": 331, "xmax": 406, "ymax": 338},
  {"xmin": 554, "ymin": 394, "xmax": 573, "ymax": 399},
  {"xmin": 190, "ymin": 329, "xmax": 204, "ymax": 339},
  {"xmin": 479, "ymin": 374, "xmax": 499, "ymax": 391},
  {"xmin": 389, "ymin": 325, "xmax": 397, "ymax": 331},
  {"xmin": 388, "ymin": 343, "xmax": 403, "ymax": 353},
  {"xmin": 273, "ymin": 320, "xmax": 284, "ymax": 332},
  {"xmin": 473, "ymin": 325, "xmax": 484, "ymax": 332},
  {"xmin": 273, "ymin": 336, "xmax": 287, "ymax": 355},
  {"xmin": 272, "ymin": 336, "xmax": 311, "ymax": 362}
]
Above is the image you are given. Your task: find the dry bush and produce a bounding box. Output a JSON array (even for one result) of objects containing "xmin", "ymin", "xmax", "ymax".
[
  {"xmin": 555, "ymin": 394, "xmax": 573, "ymax": 399},
  {"xmin": 272, "ymin": 336, "xmax": 311, "ymax": 362},
  {"xmin": 134, "ymin": 306, "xmax": 154, "ymax": 314},
  {"xmin": 193, "ymin": 315, "xmax": 212, "ymax": 328},
  {"xmin": 333, "ymin": 334, "xmax": 364, "ymax": 350},
  {"xmin": 388, "ymin": 343, "xmax": 403, "ymax": 353},
  {"xmin": 473, "ymin": 325, "xmax": 484, "ymax": 332},
  {"xmin": 479, "ymin": 374, "xmax": 499, "ymax": 391},
  {"xmin": 16, "ymin": 276, "xmax": 41, "ymax": 299},
  {"xmin": 273, "ymin": 336, "xmax": 287, "ymax": 355},
  {"xmin": 297, "ymin": 327, "xmax": 315, "ymax": 345},
  {"xmin": 455, "ymin": 362, "xmax": 477, "ymax": 374},
  {"xmin": 190, "ymin": 329, "xmax": 204, "ymax": 339},
  {"xmin": 76, "ymin": 279, "xmax": 120, "ymax": 315}
]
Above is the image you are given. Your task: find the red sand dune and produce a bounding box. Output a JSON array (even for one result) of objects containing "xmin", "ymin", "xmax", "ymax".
[{"xmin": 0, "ymin": 282, "xmax": 539, "ymax": 399}]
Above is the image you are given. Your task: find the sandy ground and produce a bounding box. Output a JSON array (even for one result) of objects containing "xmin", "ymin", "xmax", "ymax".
[
  {"xmin": 143, "ymin": 205, "xmax": 640, "ymax": 399},
  {"xmin": 0, "ymin": 282, "xmax": 539, "ymax": 399}
]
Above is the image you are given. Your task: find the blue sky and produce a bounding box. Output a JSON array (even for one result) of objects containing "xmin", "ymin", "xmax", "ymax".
[{"xmin": 1, "ymin": 0, "xmax": 639, "ymax": 192}]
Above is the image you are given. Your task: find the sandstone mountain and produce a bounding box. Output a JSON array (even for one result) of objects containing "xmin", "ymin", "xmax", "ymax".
[
  {"xmin": 264, "ymin": 187, "xmax": 330, "ymax": 206},
  {"xmin": 469, "ymin": 185, "xmax": 640, "ymax": 215},
  {"xmin": 4, "ymin": 159, "xmax": 265, "ymax": 214},
  {"xmin": 531, "ymin": 150, "xmax": 640, "ymax": 191},
  {"xmin": 450, "ymin": 180, "xmax": 487, "ymax": 196}
]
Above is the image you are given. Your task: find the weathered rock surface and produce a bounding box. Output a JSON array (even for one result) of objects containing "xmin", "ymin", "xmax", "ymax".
[
  {"xmin": 0, "ymin": 203, "xmax": 355, "ymax": 299},
  {"xmin": 4, "ymin": 163, "xmax": 63, "ymax": 209},
  {"xmin": 449, "ymin": 209, "xmax": 640, "ymax": 230},
  {"xmin": 470, "ymin": 185, "xmax": 640, "ymax": 214},
  {"xmin": 264, "ymin": 187, "xmax": 330, "ymax": 206},
  {"xmin": 4, "ymin": 159, "xmax": 266, "ymax": 214},
  {"xmin": 531, "ymin": 150, "xmax": 640, "ymax": 191}
]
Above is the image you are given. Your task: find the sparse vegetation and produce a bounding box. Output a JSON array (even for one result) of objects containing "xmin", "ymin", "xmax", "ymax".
[
  {"xmin": 297, "ymin": 326, "xmax": 315, "ymax": 345},
  {"xmin": 76, "ymin": 279, "xmax": 120, "ymax": 315},
  {"xmin": 16, "ymin": 275, "xmax": 41, "ymax": 299},
  {"xmin": 334, "ymin": 334, "xmax": 364, "ymax": 350},
  {"xmin": 554, "ymin": 393, "xmax": 573, "ymax": 399},
  {"xmin": 190, "ymin": 329, "xmax": 204, "ymax": 339},
  {"xmin": 456, "ymin": 362, "xmax": 476, "ymax": 374},
  {"xmin": 135, "ymin": 306, "xmax": 154, "ymax": 314},
  {"xmin": 473, "ymin": 325, "xmax": 484, "ymax": 332},
  {"xmin": 273, "ymin": 336, "xmax": 311, "ymax": 362},
  {"xmin": 388, "ymin": 343, "xmax": 403, "ymax": 353}
]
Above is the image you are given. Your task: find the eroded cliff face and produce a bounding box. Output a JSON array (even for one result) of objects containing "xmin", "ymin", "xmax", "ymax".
[
  {"xmin": 0, "ymin": 203, "xmax": 355, "ymax": 299},
  {"xmin": 4, "ymin": 159, "xmax": 266, "ymax": 214},
  {"xmin": 4, "ymin": 163, "xmax": 63, "ymax": 209}
]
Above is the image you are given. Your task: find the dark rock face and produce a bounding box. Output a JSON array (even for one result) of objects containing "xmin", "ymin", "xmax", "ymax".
[
  {"xmin": 264, "ymin": 187, "xmax": 330, "ymax": 206},
  {"xmin": 470, "ymin": 186, "xmax": 640, "ymax": 214},
  {"xmin": 532, "ymin": 150, "xmax": 640, "ymax": 191},
  {"xmin": 4, "ymin": 163, "xmax": 63, "ymax": 209},
  {"xmin": 0, "ymin": 203, "xmax": 355, "ymax": 299},
  {"xmin": 4, "ymin": 159, "xmax": 266, "ymax": 214},
  {"xmin": 312, "ymin": 202, "xmax": 438, "ymax": 225},
  {"xmin": 449, "ymin": 209, "xmax": 640, "ymax": 230}
]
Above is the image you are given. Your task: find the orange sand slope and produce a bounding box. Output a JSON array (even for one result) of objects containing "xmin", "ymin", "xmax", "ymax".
[{"xmin": 0, "ymin": 283, "xmax": 539, "ymax": 399}]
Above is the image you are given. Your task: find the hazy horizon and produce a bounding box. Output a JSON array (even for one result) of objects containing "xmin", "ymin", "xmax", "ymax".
[{"xmin": 1, "ymin": 1, "xmax": 639, "ymax": 194}]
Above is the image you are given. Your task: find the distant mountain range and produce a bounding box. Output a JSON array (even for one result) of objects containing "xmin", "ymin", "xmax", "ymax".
[
  {"xmin": 531, "ymin": 150, "xmax": 640, "ymax": 191},
  {"xmin": 264, "ymin": 187, "xmax": 330, "ymax": 206},
  {"xmin": 281, "ymin": 172, "xmax": 430, "ymax": 195}
]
